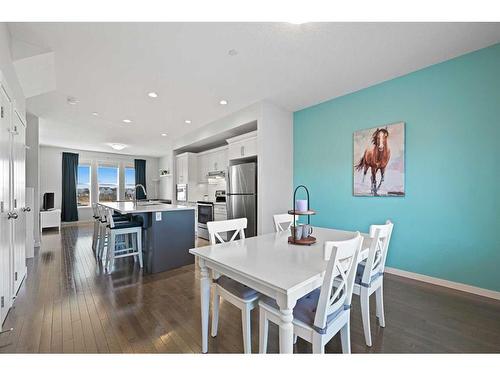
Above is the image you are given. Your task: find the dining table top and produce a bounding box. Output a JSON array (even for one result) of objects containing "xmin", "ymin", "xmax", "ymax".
[{"xmin": 189, "ymin": 226, "xmax": 372, "ymax": 295}]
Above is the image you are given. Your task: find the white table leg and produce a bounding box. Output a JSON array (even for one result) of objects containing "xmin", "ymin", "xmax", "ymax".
[
  {"xmin": 276, "ymin": 296, "xmax": 296, "ymax": 354},
  {"xmin": 199, "ymin": 259, "xmax": 211, "ymax": 353}
]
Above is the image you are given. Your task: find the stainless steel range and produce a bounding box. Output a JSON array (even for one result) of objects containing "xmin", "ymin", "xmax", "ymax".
[{"xmin": 197, "ymin": 190, "xmax": 226, "ymax": 240}]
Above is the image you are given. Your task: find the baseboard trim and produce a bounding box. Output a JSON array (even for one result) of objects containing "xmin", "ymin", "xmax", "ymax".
[{"xmin": 385, "ymin": 267, "xmax": 500, "ymax": 301}]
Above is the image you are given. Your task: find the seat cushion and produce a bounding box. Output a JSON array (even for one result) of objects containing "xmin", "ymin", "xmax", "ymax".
[
  {"xmin": 108, "ymin": 221, "xmax": 142, "ymax": 230},
  {"xmin": 355, "ymin": 263, "xmax": 382, "ymax": 286},
  {"xmin": 215, "ymin": 276, "xmax": 259, "ymax": 300},
  {"xmin": 260, "ymin": 288, "xmax": 347, "ymax": 334}
]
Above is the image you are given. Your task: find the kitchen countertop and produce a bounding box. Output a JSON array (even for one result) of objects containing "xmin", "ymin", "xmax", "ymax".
[{"xmin": 99, "ymin": 201, "xmax": 195, "ymax": 214}]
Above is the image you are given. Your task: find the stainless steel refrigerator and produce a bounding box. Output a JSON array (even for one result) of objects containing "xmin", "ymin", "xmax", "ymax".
[{"xmin": 226, "ymin": 162, "xmax": 257, "ymax": 237}]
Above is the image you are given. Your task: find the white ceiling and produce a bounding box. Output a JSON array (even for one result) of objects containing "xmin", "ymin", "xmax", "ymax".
[{"xmin": 7, "ymin": 22, "xmax": 500, "ymax": 157}]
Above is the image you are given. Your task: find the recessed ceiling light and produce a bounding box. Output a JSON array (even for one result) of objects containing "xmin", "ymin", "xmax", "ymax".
[
  {"xmin": 109, "ymin": 143, "xmax": 127, "ymax": 151},
  {"xmin": 67, "ymin": 96, "xmax": 79, "ymax": 105},
  {"xmin": 92, "ymin": 112, "xmax": 99, "ymax": 116},
  {"xmin": 148, "ymin": 92, "xmax": 158, "ymax": 98},
  {"xmin": 122, "ymin": 119, "xmax": 132, "ymax": 124},
  {"xmin": 161, "ymin": 133, "xmax": 167, "ymax": 137},
  {"xmin": 219, "ymin": 100, "xmax": 228, "ymax": 105},
  {"xmin": 228, "ymin": 49, "xmax": 238, "ymax": 56},
  {"xmin": 185, "ymin": 120, "xmax": 192, "ymax": 124}
]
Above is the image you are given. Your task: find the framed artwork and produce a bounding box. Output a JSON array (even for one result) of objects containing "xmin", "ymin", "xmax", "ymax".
[{"xmin": 353, "ymin": 122, "xmax": 405, "ymax": 197}]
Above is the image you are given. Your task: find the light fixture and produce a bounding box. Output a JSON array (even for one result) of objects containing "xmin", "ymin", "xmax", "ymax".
[
  {"xmin": 228, "ymin": 49, "xmax": 238, "ymax": 56},
  {"xmin": 122, "ymin": 119, "xmax": 132, "ymax": 124},
  {"xmin": 219, "ymin": 99, "xmax": 228, "ymax": 105},
  {"xmin": 148, "ymin": 92, "xmax": 158, "ymax": 98},
  {"xmin": 161, "ymin": 133, "xmax": 167, "ymax": 137},
  {"xmin": 67, "ymin": 96, "xmax": 79, "ymax": 105},
  {"xmin": 92, "ymin": 112, "xmax": 99, "ymax": 116},
  {"xmin": 109, "ymin": 143, "xmax": 127, "ymax": 151},
  {"xmin": 184, "ymin": 120, "xmax": 191, "ymax": 124}
]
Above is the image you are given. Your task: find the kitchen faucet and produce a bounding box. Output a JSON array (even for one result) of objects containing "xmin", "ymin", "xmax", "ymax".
[{"xmin": 134, "ymin": 184, "xmax": 147, "ymax": 203}]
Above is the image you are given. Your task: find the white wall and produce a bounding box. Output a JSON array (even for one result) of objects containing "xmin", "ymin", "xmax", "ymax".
[
  {"xmin": 158, "ymin": 151, "xmax": 174, "ymax": 200},
  {"xmin": 257, "ymin": 101, "xmax": 293, "ymax": 234},
  {"xmin": 26, "ymin": 113, "xmax": 40, "ymax": 246},
  {"xmin": 40, "ymin": 145, "xmax": 159, "ymax": 222},
  {"xmin": 0, "ymin": 24, "xmax": 24, "ymax": 118}
]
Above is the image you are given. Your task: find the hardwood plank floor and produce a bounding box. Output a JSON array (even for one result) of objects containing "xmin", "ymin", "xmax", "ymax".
[{"xmin": 1, "ymin": 223, "xmax": 499, "ymax": 353}]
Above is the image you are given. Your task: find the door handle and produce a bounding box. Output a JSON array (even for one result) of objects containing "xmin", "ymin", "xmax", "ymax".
[
  {"xmin": 7, "ymin": 212, "xmax": 18, "ymax": 220},
  {"xmin": 22, "ymin": 207, "xmax": 31, "ymax": 212}
]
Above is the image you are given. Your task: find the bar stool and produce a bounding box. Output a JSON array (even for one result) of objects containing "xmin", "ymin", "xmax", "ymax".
[
  {"xmin": 91, "ymin": 203, "xmax": 101, "ymax": 252},
  {"xmin": 96, "ymin": 205, "xmax": 129, "ymax": 261},
  {"xmin": 104, "ymin": 208, "xmax": 143, "ymax": 274}
]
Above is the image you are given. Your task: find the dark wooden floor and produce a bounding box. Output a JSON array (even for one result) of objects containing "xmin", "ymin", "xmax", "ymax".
[{"xmin": 1, "ymin": 223, "xmax": 499, "ymax": 353}]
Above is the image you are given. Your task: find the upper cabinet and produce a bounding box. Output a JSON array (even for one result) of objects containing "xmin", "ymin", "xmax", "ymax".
[
  {"xmin": 197, "ymin": 146, "xmax": 228, "ymax": 183},
  {"xmin": 226, "ymin": 131, "xmax": 257, "ymax": 161},
  {"xmin": 175, "ymin": 152, "xmax": 197, "ymax": 185}
]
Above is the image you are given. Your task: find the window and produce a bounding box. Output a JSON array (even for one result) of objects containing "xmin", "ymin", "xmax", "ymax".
[
  {"xmin": 98, "ymin": 166, "xmax": 119, "ymax": 202},
  {"xmin": 77, "ymin": 165, "xmax": 91, "ymax": 206},
  {"xmin": 124, "ymin": 167, "xmax": 136, "ymax": 201}
]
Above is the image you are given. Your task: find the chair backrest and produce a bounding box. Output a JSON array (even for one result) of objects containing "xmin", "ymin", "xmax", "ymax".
[
  {"xmin": 361, "ymin": 220, "xmax": 394, "ymax": 285},
  {"xmin": 105, "ymin": 208, "xmax": 116, "ymax": 228},
  {"xmin": 207, "ymin": 218, "xmax": 247, "ymax": 245},
  {"xmin": 313, "ymin": 232, "xmax": 363, "ymax": 331},
  {"xmin": 92, "ymin": 203, "xmax": 98, "ymax": 218},
  {"xmin": 273, "ymin": 213, "xmax": 297, "ymax": 232}
]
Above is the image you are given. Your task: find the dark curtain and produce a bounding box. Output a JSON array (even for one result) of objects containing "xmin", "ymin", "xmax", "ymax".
[
  {"xmin": 61, "ymin": 152, "xmax": 79, "ymax": 222},
  {"xmin": 134, "ymin": 159, "xmax": 147, "ymax": 200}
]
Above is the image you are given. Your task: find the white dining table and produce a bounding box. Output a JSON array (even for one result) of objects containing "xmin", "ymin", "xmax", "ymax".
[{"xmin": 189, "ymin": 226, "xmax": 372, "ymax": 354}]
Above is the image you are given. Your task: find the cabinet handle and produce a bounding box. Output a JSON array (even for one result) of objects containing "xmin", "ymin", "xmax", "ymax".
[
  {"xmin": 22, "ymin": 207, "xmax": 31, "ymax": 212},
  {"xmin": 7, "ymin": 212, "xmax": 18, "ymax": 220},
  {"xmin": 240, "ymin": 146, "xmax": 245, "ymax": 156}
]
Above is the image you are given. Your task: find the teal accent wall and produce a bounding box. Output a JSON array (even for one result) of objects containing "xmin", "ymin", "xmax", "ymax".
[{"xmin": 294, "ymin": 43, "xmax": 500, "ymax": 292}]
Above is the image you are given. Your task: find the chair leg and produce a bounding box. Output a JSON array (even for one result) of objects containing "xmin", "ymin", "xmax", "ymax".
[
  {"xmin": 136, "ymin": 230, "xmax": 143, "ymax": 268},
  {"xmin": 360, "ymin": 288, "xmax": 372, "ymax": 347},
  {"xmin": 211, "ymin": 290, "xmax": 220, "ymax": 337},
  {"xmin": 375, "ymin": 283, "xmax": 385, "ymax": 327},
  {"xmin": 312, "ymin": 333, "xmax": 324, "ymax": 354},
  {"xmin": 294, "ymin": 334, "xmax": 298, "ymax": 344},
  {"xmin": 106, "ymin": 231, "xmax": 115, "ymax": 273},
  {"xmin": 340, "ymin": 319, "xmax": 351, "ymax": 354},
  {"xmin": 259, "ymin": 308, "xmax": 269, "ymax": 353},
  {"xmin": 241, "ymin": 305, "xmax": 252, "ymax": 354}
]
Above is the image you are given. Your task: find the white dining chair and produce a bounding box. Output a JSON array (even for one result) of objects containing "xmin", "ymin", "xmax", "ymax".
[
  {"xmin": 259, "ymin": 232, "xmax": 363, "ymax": 354},
  {"xmin": 350, "ymin": 220, "xmax": 394, "ymax": 347},
  {"xmin": 273, "ymin": 213, "xmax": 298, "ymax": 232},
  {"xmin": 104, "ymin": 208, "xmax": 143, "ymax": 273},
  {"xmin": 207, "ymin": 218, "xmax": 259, "ymax": 354}
]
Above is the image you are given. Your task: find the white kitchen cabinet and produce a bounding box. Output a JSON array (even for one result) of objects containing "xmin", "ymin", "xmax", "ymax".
[
  {"xmin": 175, "ymin": 152, "xmax": 198, "ymax": 203},
  {"xmin": 197, "ymin": 153, "xmax": 208, "ymax": 183},
  {"xmin": 176, "ymin": 154, "xmax": 186, "ymax": 184},
  {"xmin": 196, "ymin": 146, "xmax": 228, "ymax": 183},
  {"xmin": 226, "ymin": 131, "xmax": 257, "ymax": 161},
  {"xmin": 176, "ymin": 152, "xmax": 197, "ymax": 185}
]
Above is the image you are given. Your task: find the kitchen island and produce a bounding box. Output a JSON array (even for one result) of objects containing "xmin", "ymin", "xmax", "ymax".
[{"xmin": 99, "ymin": 201, "xmax": 195, "ymax": 273}]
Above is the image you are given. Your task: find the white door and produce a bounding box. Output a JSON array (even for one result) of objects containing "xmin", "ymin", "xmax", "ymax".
[
  {"xmin": 0, "ymin": 84, "xmax": 12, "ymax": 325},
  {"xmin": 12, "ymin": 111, "xmax": 26, "ymax": 294}
]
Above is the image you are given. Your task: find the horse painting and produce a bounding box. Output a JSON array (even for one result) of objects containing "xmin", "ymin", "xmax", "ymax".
[{"xmin": 353, "ymin": 122, "xmax": 405, "ymax": 197}]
